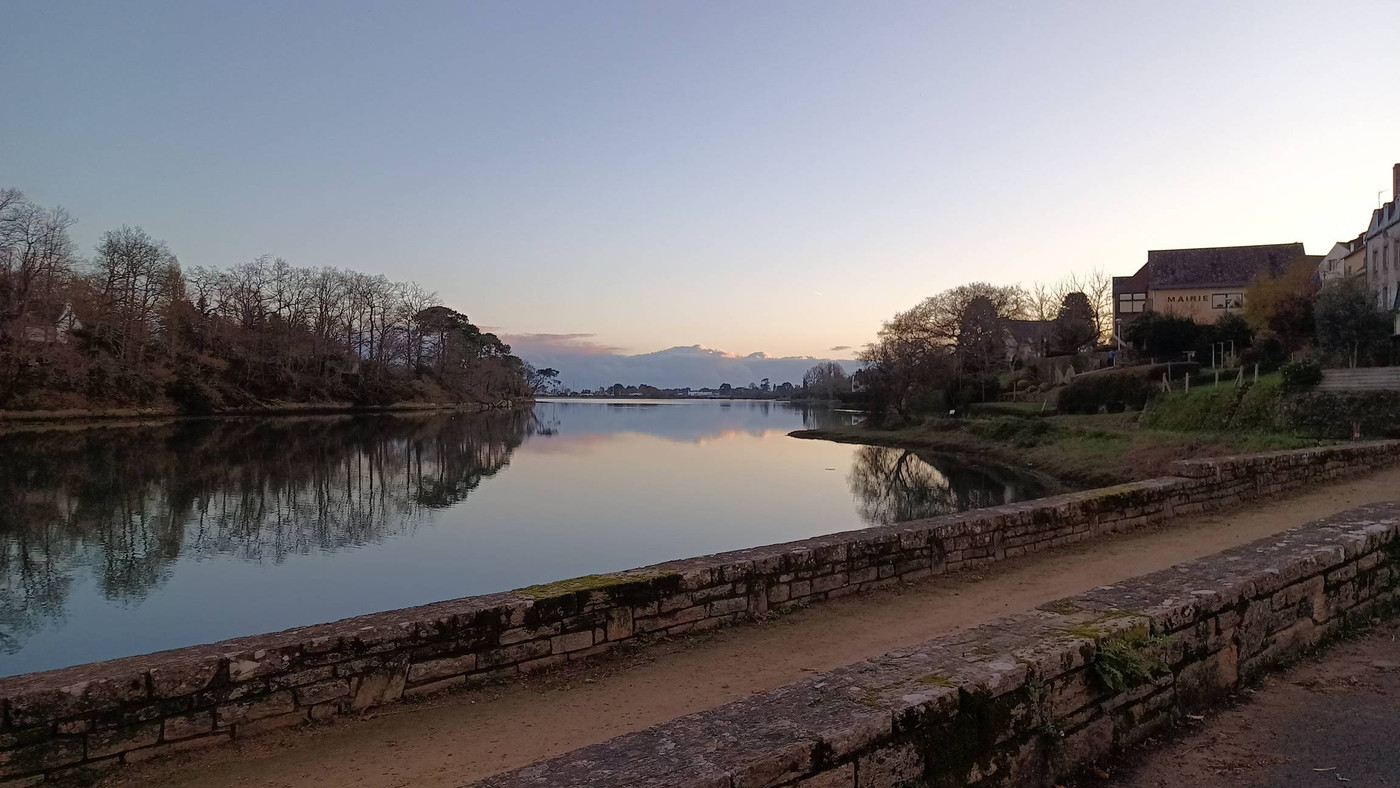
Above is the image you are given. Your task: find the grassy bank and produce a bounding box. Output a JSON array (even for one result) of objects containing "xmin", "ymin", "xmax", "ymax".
[
  {"xmin": 793, "ymin": 412, "xmax": 1317, "ymax": 488},
  {"xmin": 1142, "ymin": 372, "xmax": 1400, "ymax": 440}
]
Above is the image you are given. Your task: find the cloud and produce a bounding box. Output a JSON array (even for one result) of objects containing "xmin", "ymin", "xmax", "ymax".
[
  {"xmin": 510, "ymin": 341, "xmax": 860, "ymax": 391},
  {"xmin": 498, "ymin": 333, "xmax": 624, "ymax": 357},
  {"xmin": 829, "ymin": 345, "xmax": 851, "ymax": 352}
]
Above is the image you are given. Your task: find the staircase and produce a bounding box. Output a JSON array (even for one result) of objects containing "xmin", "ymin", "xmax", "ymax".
[{"xmin": 1318, "ymin": 367, "xmax": 1400, "ymax": 391}]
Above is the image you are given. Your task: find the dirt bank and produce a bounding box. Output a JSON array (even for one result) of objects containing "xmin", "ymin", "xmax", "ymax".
[{"xmin": 100, "ymin": 464, "xmax": 1400, "ymax": 788}]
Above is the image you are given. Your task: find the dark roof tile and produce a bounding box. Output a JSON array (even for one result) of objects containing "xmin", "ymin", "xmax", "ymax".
[{"xmin": 1146, "ymin": 243, "xmax": 1308, "ymax": 289}]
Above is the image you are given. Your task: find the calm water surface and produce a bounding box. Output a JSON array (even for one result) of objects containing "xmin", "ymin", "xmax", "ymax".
[{"xmin": 0, "ymin": 400, "xmax": 1054, "ymax": 676}]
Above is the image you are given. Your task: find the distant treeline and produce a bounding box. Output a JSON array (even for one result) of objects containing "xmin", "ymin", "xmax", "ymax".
[
  {"xmin": 558, "ymin": 363, "xmax": 855, "ymax": 400},
  {"xmin": 0, "ymin": 188, "xmax": 552, "ymax": 412}
]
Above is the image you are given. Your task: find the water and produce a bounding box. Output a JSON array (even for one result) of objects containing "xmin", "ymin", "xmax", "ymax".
[{"xmin": 0, "ymin": 400, "xmax": 1055, "ymax": 676}]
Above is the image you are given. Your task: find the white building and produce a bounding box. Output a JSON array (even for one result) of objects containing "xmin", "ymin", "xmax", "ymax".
[
  {"xmin": 1365, "ymin": 164, "xmax": 1400, "ymax": 336},
  {"xmin": 1316, "ymin": 234, "xmax": 1366, "ymax": 283}
]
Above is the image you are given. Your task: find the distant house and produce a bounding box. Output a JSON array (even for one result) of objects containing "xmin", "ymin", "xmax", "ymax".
[
  {"xmin": 1111, "ymin": 243, "xmax": 1318, "ymax": 339},
  {"xmin": 850, "ymin": 369, "xmax": 868, "ymax": 393},
  {"xmin": 1002, "ymin": 318, "xmax": 1052, "ymax": 363},
  {"xmin": 20, "ymin": 300, "xmax": 81, "ymax": 344},
  {"xmin": 1365, "ymin": 164, "xmax": 1400, "ymax": 337},
  {"xmin": 1317, "ymin": 234, "xmax": 1367, "ymax": 283}
]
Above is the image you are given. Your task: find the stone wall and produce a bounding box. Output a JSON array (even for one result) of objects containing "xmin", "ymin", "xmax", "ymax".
[
  {"xmin": 1, "ymin": 441, "xmax": 1398, "ymax": 783},
  {"xmin": 477, "ymin": 502, "xmax": 1400, "ymax": 787}
]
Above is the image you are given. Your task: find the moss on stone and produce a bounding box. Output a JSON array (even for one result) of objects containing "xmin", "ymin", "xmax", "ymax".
[
  {"xmin": 918, "ymin": 673, "xmax": 957, "ymax": 688},
  {"xmin": 1061, "ymin": 610, "xmax": 1145, "ymax": 641},
  {"xmin": 514, "ymin": 571, "xmax": 672, "ymax": 600}
]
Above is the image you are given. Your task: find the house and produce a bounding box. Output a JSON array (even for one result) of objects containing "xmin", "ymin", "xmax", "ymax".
[
  {"xmin": 1112, "ymin": 243, "xmax": 1317, "ymax": 339},
  {"xmin": 1002, "ymin": 319, "xmax": 1052, "ymax": 363},
  {"xmin": 1364, "ymin": 164, "xmax": 1400, "ymax": 337},
  {"xmin": 20, "ymin": 300, "xmax": 81, "ymax": 344},
  {"xmin": 1316, "ymin": 233, "xmax": 1367, "ymax": 283}
]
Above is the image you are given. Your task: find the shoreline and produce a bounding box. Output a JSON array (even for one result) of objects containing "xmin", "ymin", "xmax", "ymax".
[
  {"xmin": 790, "ymin": 419, "xmax": 1325, "ymax": 488},
  {"xmin": 0, "ymin": 399, "xmax": 530, "ymax": 432},
  {"xmin": 789, "ymin": 425, "xmax": 1074, "ymax": 490}
]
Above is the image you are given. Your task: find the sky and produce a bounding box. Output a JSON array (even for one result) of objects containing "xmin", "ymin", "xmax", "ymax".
[{"xmin": 3, "ymin": 1, "xmax": 1400, "ymax": 374}]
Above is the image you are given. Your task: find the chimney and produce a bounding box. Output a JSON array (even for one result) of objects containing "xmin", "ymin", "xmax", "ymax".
[{"xmin": 1394, "ymin": 163, "xmax": 1400, "ymax": 203}]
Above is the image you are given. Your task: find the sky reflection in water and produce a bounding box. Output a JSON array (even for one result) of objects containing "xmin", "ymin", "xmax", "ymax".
[{"xmin": 0, "ymin": 400, "xmax": 1052, "ymax": 675}]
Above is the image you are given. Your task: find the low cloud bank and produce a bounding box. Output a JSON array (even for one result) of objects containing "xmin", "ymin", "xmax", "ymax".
[{"xmin": 501, "ymin": 334, "xmax": 860, "ymax": 391}]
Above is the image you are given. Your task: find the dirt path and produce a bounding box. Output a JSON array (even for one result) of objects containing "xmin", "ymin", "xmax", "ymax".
[
  {"xmin": 105, "ymin": 467, "xmax": 1400, "ymax": 788},
  {"xmin": 1102, "ymin": 618, "xmax": 1400, "ymax": 787}
]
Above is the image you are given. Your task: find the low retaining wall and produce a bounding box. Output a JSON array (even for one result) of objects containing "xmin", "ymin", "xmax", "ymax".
[
  {"xmin": 478, "ymin": 502, "xmax": 1400, "ymax": 787},
  {"xmin": 1, "ymin": 441, "xmax": 1398, "ymax": 782}
]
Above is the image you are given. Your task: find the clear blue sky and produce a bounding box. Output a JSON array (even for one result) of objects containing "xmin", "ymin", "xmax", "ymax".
[{"xmin": 3, "ymin": 1, "xmax": 1398, "ymax": 358}]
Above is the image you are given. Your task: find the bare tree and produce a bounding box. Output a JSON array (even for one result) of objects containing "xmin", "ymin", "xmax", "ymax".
[{"xmin": 0, "ymin": 190, "xmax": 77, "ymax": 343}]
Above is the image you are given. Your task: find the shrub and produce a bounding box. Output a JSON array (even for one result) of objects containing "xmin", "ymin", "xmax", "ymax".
[
  {"xmin": 1280, "ymin": 390, "xmax": 1400, "ymax": 438},
  {"xmin": 1240, "ymin": 335, "xmax": 1288, "ymax": 374},
  {"xmin": 1279, "ymin": 359, "xmax": 1323, "ymax": 391},
  {"xmin": 1057, "ymin": 362, "xmax": 1198, "ymax": 415}
]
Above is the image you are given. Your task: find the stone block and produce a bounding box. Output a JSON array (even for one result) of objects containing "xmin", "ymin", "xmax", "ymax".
[
  {"xmin": 149, "ymin": 661, "xmax": 222, "ymax": 698},
  {"xmin": 352, "ymin": 663, "xmax": 409, "ymax": 710},
  {"xmin": 87, "ymin": 721, "xmax": 161, "ymax": 759},
  {"xmin": 707, "ymin": 596, "xmax": 749, "ymax": 616},
  {"xmin": 293, "ymin": 678, "xmax": 350, "ymax": 707},
  {"xmin": 408, "ymin": 654, "xmax": 477, "ymax": 683},
  {"xmin": 215, "ymin": 691, "xmax": 296, "ymax": 727},
  {"xmin": 227, "ymin": 648, "xmax": 296, "ymax": 682},
  {"xmin": 604, "ymin": 607, "xmax": 633, "ymax": 641},
  {"xmin": 270, "ymin": 665, "xmax": 335, "ymax": 690},
  {"xmin": 550, "ymin": 631, "xmax": 595, "ymax": 655},
  {"xmin": 163, "ymin": 710, "xmax": 214, "ymax": 741},
  {"xmin": 810, "ymin": 573, "xmax": 848, "ymax": 594},
  {"xmin": 479, "ymin": 640, "xmax": 551, "ymax": 669}
]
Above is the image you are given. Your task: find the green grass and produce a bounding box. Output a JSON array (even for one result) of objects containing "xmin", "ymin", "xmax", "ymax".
[
  {"xmin": 793, "ymin": 405, "xmax": 1318, "ymax": 488},
  {"xmin": 1143, "ymin": 373, "xmax": 1286, "ymax": 434}
]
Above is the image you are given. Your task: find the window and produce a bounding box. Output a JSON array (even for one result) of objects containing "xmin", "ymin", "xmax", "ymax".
[
  {"xmin": 1210, "ymin": 292, "xmax": 1244, "ymax": 309},
  {"xmin": 1117, "ymin": 292, "xmax": 1146, "ymax": 313}
]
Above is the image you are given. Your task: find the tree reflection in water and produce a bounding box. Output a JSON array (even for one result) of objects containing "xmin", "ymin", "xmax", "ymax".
[
  {"xmin": 847, "ymin": 445, "xmax": 1056, "ymax": 526},
  {"xmin": 0, "ymin": 411, "xmax": 532, "ymax": 654}
]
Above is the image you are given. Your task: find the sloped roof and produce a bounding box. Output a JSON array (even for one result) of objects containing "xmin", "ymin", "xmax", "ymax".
[
  {"xmin": 1146, "ymin": 243, "xmax": 1308, "ymax": 289},
  {"xmin": 1003, "ymin": 318, "xmax": 1051, "ymax": 344}
]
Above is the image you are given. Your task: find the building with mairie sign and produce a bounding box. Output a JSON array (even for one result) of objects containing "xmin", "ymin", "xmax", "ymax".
[{"xmin": 1111, "ymin": 243, "xmax": 1317, "ymax": 340}]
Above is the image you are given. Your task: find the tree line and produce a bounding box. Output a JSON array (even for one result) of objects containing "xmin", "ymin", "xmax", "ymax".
[
  {"xmin": 0, "ymin": 411, "xmax": 534, "ymax": 654},
  {"xmin": 0, "ymin": 188, "xmax": 554, "ymax": 412},
  {"xmin": 858, "ymin": 273, "xmax": 1111, "ymax": 417}
]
